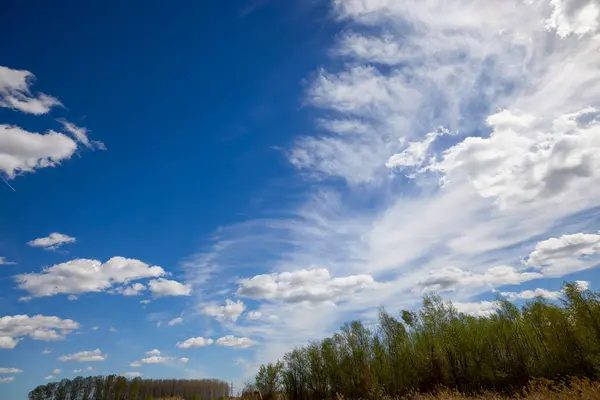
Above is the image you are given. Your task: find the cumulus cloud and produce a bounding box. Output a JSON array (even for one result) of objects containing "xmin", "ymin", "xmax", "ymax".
[
  {"xmin": 117, "ymin": 283, "xmax": 146, "ymax": 296},
  {"xmin": 0, "ymin": 65, "xmax": 61, "ymax": 114},
  {"xmin": 59, "ymin": 349, "xmax": 106, "ymax": 362},
  {"xmin": 27, "ymin": 232, "xmax": 76, "ymax": 251},
  {"xmin": 180, "ymin": 357, "xmax": 190, "ymax": 364},
  {"xmin": 124, "ymin": 372, "xmax": 142, "ymax": 378},
  {"xmin": 42, "ymin": 348, "xmax": 51, "ymax": 354},
  {"xmin": 72, "ymin": 367, "xmax": 93, "ymax": 373},
  {"xmin": 500, "ymin": 288, "xmax": 562, "ymax": 301},
  {"xmin": 176, "ymin": 337, "xmax": 214, "ymax": 349},
  {"xmin": 15, "ymin": 256, "xmax": 165, "ymax": 299},
  {"xmin": 0, "ymin": 377, "xmax": 15, "ymax": 383},
  {"xmin": 140, "ymin": 356, "xmax": 173, "ymax": 364},
  {"xmin": 419, "ymin": 266, "xmax": 542, "ymax": 292},
  {"xmin": 247, "ymin": 311, "xmax": 262, "ymax": 320},
  {"xmin": 0, "ymin": 257, "xmax": 16, "ymax": 265},
  {"xmin": 0, "ymin": 125, "xmax": 78, "ymax": 179},
  {"xmin": 526, "ymin": 232, "xmax": 600, "ymax": 276},
  {"xmin": 167, "ymin": 317, "xmax": 183, "ymax": 326},
  {"xmin": 236, "ymin": 268, "xmax": 377, "ymax": 304},
  {"xmin": 145, "ymin": 349, "xmax": 161, "ymax": 356},
  {"xmin": 0, "ymin": 315, "xmax": 79, "ymax": 349},
  {"xmin": 52, "ymin": 369, "xmax": 61, "ymax": 375},
  {"xmin": 129, "ymin": 362, "xmax": 141, "ymax": 367},
  {"xmin": 215, "ymin": 335, "xmax": 256, "ymax": 349},
  {"xmin": 453, "ymin": 301, "xmax": 500, "ymax": 317},
  {"xmin": 202, "ymin": 299, "xmax": 246, "ymax": 322},
  {"xmin": 0, "ymin": 368, "xmax": 22, "ymax": 374},
  {"xmin": 44, "ymin": 375, "xmax": 55, "ymax": 380},
  {"xmin": 148, "ymin": 278, "xmax": 192, "ymax": 297}
]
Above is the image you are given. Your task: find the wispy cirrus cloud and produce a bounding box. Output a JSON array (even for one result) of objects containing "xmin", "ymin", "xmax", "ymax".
[{"xmin": 183, "ymin": 0, "xmax": 600, "ymax": 376}]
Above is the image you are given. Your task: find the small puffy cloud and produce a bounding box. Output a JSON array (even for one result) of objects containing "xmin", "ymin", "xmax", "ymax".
[
  {"xmin": 15, "ymin": 256, "xmax": 165, "ymax": 299},
  {"xmin": 58, "ymin": 119, "xmax": 105, "ymax": 150},
  {"xmin": 42, "ymin": 348, "xmax": 51, "ymax": 354},
  {"xmin": 0, "ymin": 125, "xmax": 77, "ymax": 179},
  {"xmin": 118, "ymin": 283, "xmax": 146, "ymax": 296},
  {"xmin": 180, "ymin": 357, "xmax": 190, "ymax": 364},
  {"xmin": 0, "ymin": 315, "xmax": 79, "ymax": 349},
  {"xmin": 59, "ymin": 349, "xmax": 106, "ymax": 362},
  {"xmin": 124, "ymin": 372, "xmax": 142, "ymax": 378},
  {"xmin": 202, "ymin": 299, "xmax": 246, "ymax": 322},
  {"xmin": 0, "ymin": 65, "xmax": 62, "ymax": 114},
  {"xmin": 145, "ymin": 349, "xmax": 161, "ymax": 356},
  {"xmin": 44, "ymin": 375, "xmax": 55, "ymax": 380},
  {"xmin": 575, "ymin": 280, "xmax": 591, "ymax": 291},
  {"xmin": 500, "ymin": 288, "xmax": 562, "ymax": 301},
  {"xmin": 27, "ymin": 232, "xmax": 76, "ymax": 251},
  {"xmin": 0, "ymin": 257, "xmax": 16, "ymax": 266},
  {"xmin": 129, "ymin": 362, "xmax": 141, "ymax": 367},
  {"xmin": 140, "ymin": 356, "xmax": 173, "ymax": 364},
  {"xmin": 52, "ymin": 369, "xmax": 61, "ymax": 375},
  {"xmin": 176, "ymin": 337, "xmax": 214, "ymax": 349},
  {"xmin": 236, "ymin": 268, "xmax": 377, "ymax": 304},
  {"xmin": 0, "ymin": 377, "xmax": 15, "ymax": 383},
  {"xmin": 526, "ymin": 232, "xmax": 600, "ymax": 276},
  {"xmin": 419, "ymin": 265, "xmax": 542, "ymax": 292},
  {"xmin": 167, "ymin": 317, "xmax": 183, "ymax": 326},
  {"xmin": 215, "ymin": 335, "xmax": 256, "ymax": 349},
  {"xmin": 148, "ymin": 278, "xmax": 192, "ymax": 297},
  {"xmin": 109, "ymin": 327, "xmax": 117, "ymax": 333},
  {"xmin": 454, "ymin": 301, "xmax": 500, "ymax": 317},
  {"xmin": 0, "ymin": 368, "xmax": 22, "ymax": 374},
  {"xmin": 72, "ymin": 367, "xmax": 93, "ymax": 373},
  {"xmin": 247, "ymin": 311, "xmax": 262, "ymax": 320},
  {"xmin": 140, "ymin": 299, "xmax": 152, "ymax": 305},
  {"xmin": 91, "ymin": 326, "xmax": 99, "ymax": 331},
  {"xmin": 67, "ymin": 295, "xmax": 78, "ymax": 301}
]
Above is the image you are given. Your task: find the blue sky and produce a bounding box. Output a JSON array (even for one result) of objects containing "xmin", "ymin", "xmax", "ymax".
[{"xmin": 2, "ymin": 0, "xmax": 600, "ymax": 398}]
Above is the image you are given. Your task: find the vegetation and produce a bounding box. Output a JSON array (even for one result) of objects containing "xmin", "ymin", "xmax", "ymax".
[
  {"xmin": 251, "ymin": 282, "xmax": 600, "ymax": 400},
  {"xmin": 28, "ymin": 376, "xmax": 229, "ymax": 400}
]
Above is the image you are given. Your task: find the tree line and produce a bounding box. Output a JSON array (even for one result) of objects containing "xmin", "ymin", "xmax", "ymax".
[
  {"xmin": 250, "ymin": 282, "xmax": 600, "ymax": 399},
  {"xmin": 28, "ymin": 376, "xmax": 230, "ymax": 400}
]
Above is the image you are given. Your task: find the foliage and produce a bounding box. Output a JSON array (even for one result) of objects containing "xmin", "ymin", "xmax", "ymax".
[
  {"xmin": 28, "ymin": 376, "xmax": 229, "ymax": 400},
  {"xmin": 253, "ymin": 282, "xmax": 600, "ymax": 399}
]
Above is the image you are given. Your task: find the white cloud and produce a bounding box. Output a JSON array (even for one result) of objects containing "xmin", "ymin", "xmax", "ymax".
[
  {"xmin": 215, "ymin": 335, "xmax": 256, "ymax": 349},
  {"xmin": 526, "ymin": 232, "xmax": 600, "ymax": 276},
  {"xmin": 42, "ymin": 348, "xmax": 51, "ymax": 354},
  {"xmin": 202, "ymin": 299, "xmax": 246, "ymax": 322},
  {"xmin": 44, "ymin": 375, "xmax": 55, "ymax": 380},
  {"xmin": 148, "ymin": 278, "xmax": 192, "ymax": 297},
  {"xmin": 0, "ymin": 315, "xmax": 79, "ymax": 349},
  {"xmin": 140, "ymin": 356, "xmax": 173, "ymax": 364},
  {"xmin": 0, "ymin": 65, "xmax": 61, "ymax": 114},
  {"xmin": 27, "ymin": 232, "xmax": 76, "ymax": 251},
  {"xmin": 58, "ymin": 119, "xmax": 105, "ymax": 150},
  {"xmin": 430, "ymin": 108, "xmax": 600, "ymax": 209},
  {"xmin": 0, "ymin": 377, "xmax": 15, "ymax": 383},
  {"xmin": 0, "ymin": 125, "xmax": 77, "ymax": 179},
  {"xmin": 453, "ymin": 301, "xmax": 500, "ymax": 317},
  {"xmin": 140, "ymin": 299, "xmax": 152, "ymax": 305},
  {"xmin": 167, "ymin": 317, "xmax": 183, "ymax": 326},
  {"xmin": 145, "ymin": 349, "xmax": 161, "ymax": 356},
  {"xmin": 575, "ymin": 280, "xmax": 591, "ymax": 291},
  {"xmin": 72, "ymin": 367, "xmax": 93, "ymax": 373},
  {"xmin": 91, "ymin": 326, "xmax": 99, "ymax": 331},
  {"xmin": 546, "ymin": 0, "xmax": 600, "ymax": 38},
  {"xmin": 0, "ymin": 368, "xmax": 22, "ymax": 374},
  {"xmin": 500, "ymin": 288, "xmax": 562, "ymax": 301},
  {"xmin": 15, "ymin": 256, "xmax": 165, "ymax": 298},
  {"xmin": 124, "ymin": 372, "xmax": 142, "ymax": 378},
  {"xmin": 0, "ymin": 257, "xmax": 16, "ymax": 266},
  {"xmin": 236, "ymin": 268, "xmax": 377, "ymax": 304},
  {"xmin": 176, "ymin": 337, "xmax": 214, "ymax": 349},
  {"xmin": 109, "ymin": 327, "xmax": 117, "ymax": 333},
  {"xmin": 247, "ymin": 311, "xmax": 262, "ymax": 320},
  {"xmin": 180, "ymin": 357, "xmax": 190, "ymax": 364},
  {"xmin": 59, "ymin": 349, "xmax": 106, "ymax": 362},
  {"xmin": 129, "ymin": 362, "xmax": 141, "ymax": 367},
  {"xmin": 419, "ymin": 265, "xmax": 543, "ymax": 292},
  {"xmin": 52, "ymin": 369, "xmax": 61, "ymax": 375},
  {"xmin": 118, "ymin": 283, "xmax": 146, "ymax": 296}
]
